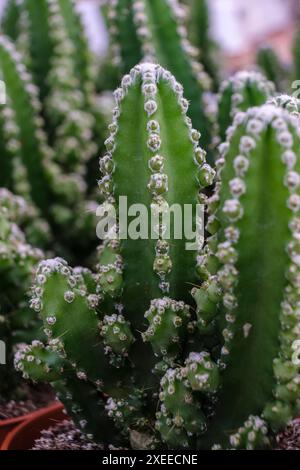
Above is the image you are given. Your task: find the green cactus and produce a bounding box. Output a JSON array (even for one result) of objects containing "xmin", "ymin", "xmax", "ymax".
[
  {"xmin": 181, "ymin": 0, "xmax": 219, "ymax": 90},
  {"xmin": 193, "ymin": 103, "xmax": 300, "ymax": 448},
  {"xmin": 0, "ymin": 189, "xmax": 44, "ymax": 397},
  {"xmin": 217, "ymin": 71, "xmax": 275, "ymax": 144},
  {"xmin": 17, "ymin": 76, "xmax": 300, "ymax": 448},
  {"xmin": 1, "ymin": 0, "xmax": 22, "ymax": 42},
  {"xmin": 256, "ymin": 45, "xmax": 287, "ymax": 93},
  {"xmin": 0, "ymin": 36, "xmax": 100, "ymax": 262},
  {"xmin": 0, "ymin": 36, "xmax": 86, "ymax": 217},
  {"xmin": 105, "ymin": 0, "xmax": 214, "ymax": 163},
  {"xmin": 293, "ymin": 24, "xmax": 300, "ymax": 85},
  {"xmin": 13, "ymin": 0, "xmax": 98, "ymax": 176},
  {"xmin": 16, "ymin": 63, "xmax": 216, "ymax": 448}
]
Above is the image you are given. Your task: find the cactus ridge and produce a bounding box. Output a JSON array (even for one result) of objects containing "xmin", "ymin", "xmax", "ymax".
[
  {"xmin": 106, "ymin": 0, "xmax": 214, "ymax": 162},
  {"xmin": 217, "ymin": 71, "xmax": 275, "ymax": 143},
  {"xmin": 194, "ymin": 104, "xmax": 300, "ymax": 448}
]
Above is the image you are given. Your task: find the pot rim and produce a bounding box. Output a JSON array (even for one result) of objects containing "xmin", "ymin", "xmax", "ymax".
[{"xmin": 1, "ymin": 402, "xmax": 64, "ymax": 450}]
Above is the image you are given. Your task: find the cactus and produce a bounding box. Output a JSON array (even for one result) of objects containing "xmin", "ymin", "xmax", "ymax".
[
  {"xmin": 0, "ymin": 189, "xmax": 44, "ymax": 397},
  {"xmin": 12, "ymin": 0, "xmax": 98, "ymax": 176},
  {"xmin": 0, "ymin": 36, "xmax": 100, "ymax": 261},
  {"xmin": 293, "ymin": 24, "xmax": 300, "ymax": 86},
  {"xmin": 0, "ymin": 36, "xmax": 85, "ymax": 217},
  {"xmin": 1, "ymin": 0, "xmax": 22, "ymax": 42},
  {"xmin": 182, "ymin": 0, "xmax": 219, "ymax": 90},
  {"xmin": 217, "ymin": 71, "xmax": 275, "ymax": 144},
  {"xmin": 15, "ymin": 63, "xmax": 216, "ymax": 448},
  {"xmin": 17, "ymin": 72, "xmax": 300, "ymax": 447},
  {"xmin": 105, "ymin": 0, "xmax": 214, "ymax": 163},
  {"xmin": 256, "ymin": 46, "xmax": 287, "ymax": 93},
  {"xmin": 191, "ymin": 103, "xmax": 300, "ymax": 448}
]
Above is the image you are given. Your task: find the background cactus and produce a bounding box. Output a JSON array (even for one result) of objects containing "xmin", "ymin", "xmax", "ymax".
[
  {"xmin": 256, "ymin": 45, "xmax": 287, "ymax": 93},
  {"xmin": 104, "ymin": 0, "xmax": 214, "ymax": 163},
  {"xmin": 0, "ymin": 189, "xmax": 44, "ymax": 397},
  {"xmin": 181, "ymin": 0, "xmax": 220, "ymax": 90},
  {"xmin": 193, "ymin": 103, "xmax": 300, "ymax": 448},
  {"xmin": 0, "ymin": 35, "xmax": 99, "ymax": 262},
  {"xmin": 217, "ymin": 71, "xmax": 275, "ymax": 144},
  {"xmin": 16, "ymin": 81, "xmax": 300, "ymax": 448}
]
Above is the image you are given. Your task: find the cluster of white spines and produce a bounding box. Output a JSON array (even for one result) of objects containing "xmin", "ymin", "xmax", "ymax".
[
  {"xmin": 228, "ymin": 415, "xmax": 269, "ymax": 450},
  {"xmin": 218, "ymin": 71, "xmax": 275, "ymax": 131},
  {"xmin": 14, "ymin": 340, "xmax": 52, "ymax": 380},
  {"xmin": 30, "ymin": 257, "xmax": 101, "ymax": 327}
]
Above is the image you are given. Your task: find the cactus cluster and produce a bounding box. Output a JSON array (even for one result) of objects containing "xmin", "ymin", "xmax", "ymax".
[
  {"xmin": 0, "ymin": 0, "xmax": 300, "ymax": 452},
  {"xmin": 15, "ymin": 55, "xmax": 300, "ymax": 448},
  {"xmin": 0, "ymin": 2, "xmax": 107, "ymax": 262}
]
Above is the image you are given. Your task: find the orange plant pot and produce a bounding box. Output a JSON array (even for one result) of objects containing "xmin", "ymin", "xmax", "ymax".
[{"xmin": 1, "ymin": 402, "xmax": 65, "ymax": 450}]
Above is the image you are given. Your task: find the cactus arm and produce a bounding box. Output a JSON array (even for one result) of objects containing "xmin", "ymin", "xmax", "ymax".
[
  {"xmin": 99, "ymin": 64, "xmax": 214, "ymax": 330},
  {"xmin": 0, "ymin": 36, "xmax": 54, "ymax": 214},
  {"xmin": 0, "ymin": 104, "xmax": 20, "ymax": 189},
  {"xmin": 256, "ymin": 46, "xmax": 285, "ymax": 92},
  {"xmin": 1, "ymin": 0, "xmax": 22, "ymax": 41},
  {"xmin": 107, "ymin": 0, "xmax": 143, "ymax": 75},
  {"xmin": 217, "ymin": 72, "xmax": 275, "ymax": 143},
  {"xmin": 15, "ymin": 341, "xmax": 120, "ymax": 445},
  {"xmin": 30, "ymin": 258, "xmax": 124, "ymax": 391},
  {"xmin": 201, "ymin": 105, "xmax": 300, "ymax": 447},
  {"xmin": 30, "ymin": 258, "xmax": 134, "ymax": 396},
  {"xmin": 56, "ymin": 0, "xmax": 95, "ymax": 92},
  {"xmin": 107, "ymin": 0, "xmax": 213, "ymax": 162},
  {"xmin": 183, "ymin": 0, "xmax": 219, "ymax": 89},
  {"xmin": 23, "ymin": 0, "xmax": 54, "ymax": 102}
]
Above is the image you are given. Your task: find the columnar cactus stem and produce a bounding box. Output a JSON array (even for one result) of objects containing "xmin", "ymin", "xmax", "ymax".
[
  {"xmin": 182, "ymin": 0, "xmax": 219, "ymax": 90},
  {"xmin": 98, "ymin": 63, "xmax": 214, "ymax": 326},
  {"xmin": 256, "ymin": 46, "xmax": 286, "ymax": 92},
  {"xmin": 0, "ymin": 36, "xmax": 87, "ymax": 226},
  {"xmin": 195, "ymin": 104, "xmax": 300, "ymax": 448},
  {"xmin": 1, "ymin": 0, "xmax": 22, "ymax": 41},
  {"xmin": 106, "ymin": 0, "xmax": 214, "ymax": 162},
  {"xmin": 217, "ymin": 71, "xmax": 275, "ymax": 143}
]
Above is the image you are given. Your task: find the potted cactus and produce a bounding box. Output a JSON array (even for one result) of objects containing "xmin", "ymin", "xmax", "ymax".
[
  {"xmin": 0, "ymin": 0, "xmax": 299, "ymax": 453},
  {"xmin": 12, "ymin": 60, "xmax": 300, "ymax": 449}
]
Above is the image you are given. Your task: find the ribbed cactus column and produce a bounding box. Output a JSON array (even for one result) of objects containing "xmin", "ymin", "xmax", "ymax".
[
  {"xmin": 0, "ymin": 36, "xmax": 87, "ymax": 226},
  {"xmin": 98, "ymin": 62, "xmax": 214, "ymax": 328},
  {"xmin": 182, "ymin": 0, "xmax": 219, "ymax": 90},
  {"xmin": 196, "ymin": 104, "xmax": 300, "ymax": 448},
  {"xmin": 217, "ymin": 71, "xmax": 275, "ymax": 143},
  {"xmin": 106, "ymin": 0, "xmax": 213, "ymax": 162},
  {"xmin": 1, "ymin": 0, "xmax": 22, "ymax": 41},
  {"xmin": 256, "ymin": 46, "xmax": 286, "ymax": 92}
]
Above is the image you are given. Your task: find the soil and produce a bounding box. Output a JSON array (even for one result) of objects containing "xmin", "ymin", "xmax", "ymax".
[
  {"xmin": 32, "ymin": 420, "xmax": 104, "ymax": 450},
  {"xmin": 0, "ymin": 383, "xmax": 56, "ymax": 421}
]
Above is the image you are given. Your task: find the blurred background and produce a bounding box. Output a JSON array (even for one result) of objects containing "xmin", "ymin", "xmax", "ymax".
[{"xmin": 0, "ymin": 0, "xmax": 298, "ymax": 73}]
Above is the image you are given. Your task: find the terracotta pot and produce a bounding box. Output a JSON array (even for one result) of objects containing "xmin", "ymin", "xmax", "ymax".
[
  {"xmin": 1, "ymin": 402, "xmax": 65, "ymax": 450},
  {"xmin": 0, "ymin": 415, "xmax": 25, "ymax": 447}
]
